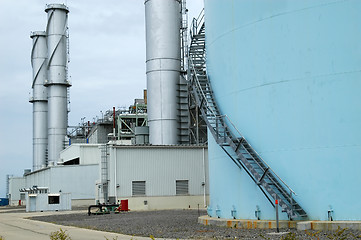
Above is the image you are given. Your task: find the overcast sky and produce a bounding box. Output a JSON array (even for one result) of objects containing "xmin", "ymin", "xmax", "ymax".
[{"xmin": 0, "ymin": 0, "xmax": 204, "ymax": 198}]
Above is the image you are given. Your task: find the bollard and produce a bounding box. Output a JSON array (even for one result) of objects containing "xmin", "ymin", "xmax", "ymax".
[{"xmin": 275, "ymin": 199, "xmax": 279, "ymax": 233}]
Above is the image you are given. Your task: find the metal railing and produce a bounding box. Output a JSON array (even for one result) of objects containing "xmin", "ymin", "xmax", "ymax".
[
  {"xmin": 188, "ymin": 26, "xmax": 297, "ymax": 199},
  {"xmin": 190, "ymin": 8, "xmax": 204, "ymax": 40}
]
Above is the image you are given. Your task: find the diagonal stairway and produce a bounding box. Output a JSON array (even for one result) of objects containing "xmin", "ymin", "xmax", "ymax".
[{"xmin": 188, "ymin": 16, "xmax": 307, "ymax": 220}]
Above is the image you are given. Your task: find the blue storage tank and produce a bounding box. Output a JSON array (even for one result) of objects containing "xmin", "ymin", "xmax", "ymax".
[
  {"xmin": 0, "ymin": 198, "xmax": 9, "ymax": 206},
  {"xmin": 204, "ymin": 0, "xmax": 361, "ymax": 221}
]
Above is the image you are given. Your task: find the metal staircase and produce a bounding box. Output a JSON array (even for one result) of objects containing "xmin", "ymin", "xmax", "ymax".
[{"xmin": 188, "ymin": 12, "xmax": 307, "ymax": 220}]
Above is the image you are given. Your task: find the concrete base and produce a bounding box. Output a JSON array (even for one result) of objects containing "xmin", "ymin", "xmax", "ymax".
[
  {"xmin": 297, "ymin": 221, "xmax": 361, "ymax": 231},
  {"xmin": 99, "ymin": 195, "xmax": 209, "ymax": 211},
  {"xmin": 199, "ymin": 215, "xmax": 361, "ymax": 231},
  {"xmin": 198, "ymin": 215, "xmax": 297, "ymax": 229}
]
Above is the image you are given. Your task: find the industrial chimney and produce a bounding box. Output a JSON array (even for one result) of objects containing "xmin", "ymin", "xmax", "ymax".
[
  {"xmin": 44, "ymin": 4, "xmax": 70, "ymax": 164},
  {"xmin": 144, "ymin": 0, "xmax": 182, "ymax": 145},
  {"xmin": 30, "ymin": 31, "xmax": 48, "ymax": 171}
]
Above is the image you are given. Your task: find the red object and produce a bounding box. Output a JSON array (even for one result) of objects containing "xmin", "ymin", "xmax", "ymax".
[
  {"xmin": 275, "ymin": 199, "xmax": 279, "ymax": 205},
  {"xmin": 19, "ymin": 200, "xmax": 21, "ymax": 206},
  {"xmin": 120, "ymin": 199, "xmax": 129, "ymax": 211}
]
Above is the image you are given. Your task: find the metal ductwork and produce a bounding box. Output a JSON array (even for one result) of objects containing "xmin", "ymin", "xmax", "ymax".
[
  {"xmin": 44, "ymin": 4, "xmax": 70, "ymax": 164},
  {"xmin": 30, "ymin": 31, "xmax": 48, "ymax": 171},
  {"xmin": 145, "ymin": 0, "xmax": 182, "ymax": 145}
]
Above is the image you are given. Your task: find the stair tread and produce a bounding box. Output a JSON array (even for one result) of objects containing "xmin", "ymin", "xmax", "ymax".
[{"xmin": 188, "ymin": 22, "xmax": 307, "ymax": 219}]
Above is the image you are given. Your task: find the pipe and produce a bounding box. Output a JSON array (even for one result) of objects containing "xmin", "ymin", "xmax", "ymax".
[
  {"xmin": 113, "ymin": 107, "xmax": 116, "ymax": 137},
  {"xmin": 202, "ymin": 147, "xmax": 206, "ymax": 207},
  {"xmin": 114, "ymin": 146, "xmax": 117, "ymax": 204},
  {"xmin": 276, "ymin": 198, "xmax": 279, "ymax": 232}
]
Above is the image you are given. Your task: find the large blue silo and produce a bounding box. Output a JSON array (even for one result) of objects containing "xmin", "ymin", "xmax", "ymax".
[{"xmin": 204, "ymin": 0, "xmax": 361, "ymax": 221}]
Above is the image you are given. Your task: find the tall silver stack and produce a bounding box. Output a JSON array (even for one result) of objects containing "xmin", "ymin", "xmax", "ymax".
[
  {"xmin": 44, "ymin": 4, "xmax": 70, "ymax": 164},
  {"xmin": 144, "ymin": 0, "xmax": 182, "ymax": 145},
  {"xmin": 30, "ymin": 31, "xmax": 48, "ymax": 170}
]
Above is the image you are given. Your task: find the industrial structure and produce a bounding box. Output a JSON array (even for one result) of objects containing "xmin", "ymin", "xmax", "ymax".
[
  {"xmin": 7, "ymin": 0, "xmax": 360, "ymax": 225},
  {"xmin": 145, "ymin": 0, "xmax": 182, "ymax": 145},
  {"xmin": 30, "ymin": 31, "xmax": 48, "ymax": 171},
  {"xmin": 45, "ymin": 4, "xmax": 70, "ymax": 166},
  {"xmin": 199, "ymin": 0, "xmax": 361, "ymax": 221},
  {"xmin": 7, "ymin": 1, "xmax": 209, "ymax": 211}
]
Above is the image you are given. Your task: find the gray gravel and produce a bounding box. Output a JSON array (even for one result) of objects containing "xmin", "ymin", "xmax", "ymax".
[{"xmin": 30, "ymin": 209, "xmax": 361, "ymax": 239}]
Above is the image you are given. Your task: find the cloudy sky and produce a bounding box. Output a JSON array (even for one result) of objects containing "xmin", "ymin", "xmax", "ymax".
[{"xmin": 0, "ymin": 0, "xmax": 204, "ymax": 198}]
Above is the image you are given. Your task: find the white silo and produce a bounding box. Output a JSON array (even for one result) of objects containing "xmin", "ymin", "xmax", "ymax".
[
  {"xmin": 30, "ymin": 31, "xmax": 48, "ymax": 171},
  {"xmin": 44, "ymin": 4, "xmax": 70, "ymax": 164},
  {"xmin": 144, "ymin": 0, "xmax": 182, "ymax": 145}
]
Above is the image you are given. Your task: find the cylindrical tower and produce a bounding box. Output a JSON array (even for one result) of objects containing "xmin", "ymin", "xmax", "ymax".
[
  {"xmin": 144, "ymin": 0, "xmax": 181, "ymax": 145},
  {"xmin": 30, "ymin": 31, "xmax": 48, "ymax": 171},
  {"xmin": 205, "ymin": 0, "xmax": 361, "ymax": 220},
  {"xmin": 45, "ymin": 4, "xmax": 70, "ymax": 164}
]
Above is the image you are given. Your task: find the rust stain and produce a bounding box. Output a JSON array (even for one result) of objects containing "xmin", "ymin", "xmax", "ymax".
[
  {"xmin": 227, "ymin": 220, "xmax": 232, "ymax": 228},
  {"xmin": 311, "ymin": 222, "xmax": 314, "ymax": 230},
  {"xmin": 268, "ymin": 221, "xmax": 272, "ymax": 229},
  {"xmin": 288, "ymin": 221, "xmax": 291, "ymax": 228},
  {"xmin": 205, "ymin": 219, "xmax": 208, "ymax": 225},
  {"xmin": 253, "ymin": 221, "xmax": 258, "ymax": 229},
  {"xmin": 247, "ymin": 221, "xmax": 252, "ymax": 229}
]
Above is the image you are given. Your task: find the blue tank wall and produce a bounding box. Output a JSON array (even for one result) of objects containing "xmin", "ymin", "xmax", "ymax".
[{"xmin": 205, "ymin": 0, "xmax": 361, "ymax": 220}]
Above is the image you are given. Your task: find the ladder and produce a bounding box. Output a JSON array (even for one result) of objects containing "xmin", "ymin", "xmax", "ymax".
[
  {"xmin": 100, "ymin": 145, "xmax": 109, "ymax": 202},
  {"xmin": 188, "ymin": 18, "xmax": 307, "ymax": 220},
  {"xmin": 178, "ymin": 0, "xmax": 190, "ymax": 144}
]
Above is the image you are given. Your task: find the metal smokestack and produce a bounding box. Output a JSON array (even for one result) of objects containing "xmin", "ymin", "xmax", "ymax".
[
  {"xmin": 44, "ymin": 4, "xmax": 70, "ymax": 164},
  {"xmin": 30, "ymin": 31, "xmax": 48, "ymax": 171},
  {"xmin": 144, "ymin": 0, "xmax": 181, "ymax": 145}
]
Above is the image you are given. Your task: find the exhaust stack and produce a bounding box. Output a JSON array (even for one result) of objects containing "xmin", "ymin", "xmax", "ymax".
[
  {"xmin": 44, "ymin": 4, "xmax": 70, "ymax": 164},
  {"xmin": 145, "ymin": 0, "xmax": 182, "ymax": 145},
  {"xmin": 30, "ymin": 31, "xmax": 48, "ymax": 171}
]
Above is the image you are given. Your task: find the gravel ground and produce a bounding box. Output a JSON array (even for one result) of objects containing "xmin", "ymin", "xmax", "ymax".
[{"xmin": 30, "ymin": 209, "xmax": 361, "ymax": 239}]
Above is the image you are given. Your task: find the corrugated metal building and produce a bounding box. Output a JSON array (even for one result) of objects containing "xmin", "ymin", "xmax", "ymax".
[
  {"xmin": 25, "ymin": 164, "xmax": 98, "ymax": 206},
  {"xmin": 8, "ymin": 144, "xmax": 209, "ymax": 211},
  {"xmin": 8, "ymin": 177, "xmax": 26, "ymax": 206},
  {"xmin": 97, "ymin": 145, "xmax": 208, "ymax": 210},
  {"xmin": 99, "ymin": 145, "xmax": 209, "ymax": 210},
  {"xmin": 60, "ymin": 144, "xmax": 101, "ymax": 165},
  {"xmin": 88, "ymin": 123, "xmax": 113, "ymax": 144}
]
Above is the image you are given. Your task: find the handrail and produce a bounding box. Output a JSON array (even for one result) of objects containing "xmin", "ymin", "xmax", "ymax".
[
  {"xmin": 188, "ymin": 22, "xmax": 297, "ymax": 198},
  {"xmin": 190, "ymin": 8, "xmax": 204, "ymax": 39},
  {"xmin": 219, "ymin": 113, "xmax": 297, "ymax": 196},
  {"xmin": 225, "ymin": 116, "xmax": 297, "ymax": 196},
  {"xmin": 189, "ymin": 57, "xmax": 217, "ymax": 119}
]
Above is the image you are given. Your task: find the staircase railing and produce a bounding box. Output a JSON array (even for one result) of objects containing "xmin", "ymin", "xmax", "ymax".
[
  {"xmin": 189, "ymin": 55, "xmax": 297, "ymax": 194},
  {"xmin": 188, "ymin": 14, "xmax": 307, "ymax": 219},
  {"xmin": 190, "ymin": 8, "xmax": 204, "ymax": 40}
]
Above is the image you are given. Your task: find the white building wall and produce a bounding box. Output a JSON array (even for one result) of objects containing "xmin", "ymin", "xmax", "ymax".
[
  {"xmin": 60, "ymin": 144, "xmax": 101, "ymax": 165},
  {"xmin": 26, "ymin": 168, "xmax": 51, "ymax": 189},
  {"xmin": 60, "ymin": 144, "xmax": 81, "ymax": 162},
  {"xmin": 106, "ymin": 146, "xmax": 209, "ymax": 209},
  {"xmin": 24, "ymin": 164, "xmax": 98, "ymax": 206},
  {"xmin": 79, "ymin": 145, "xmax": 101, "ymax": 165},
  {"xmin": 26, "ymin": 193, "xmax": 71, "ymax": 212},
  {"xmin": 88, "ymin": 127, "xmax": 98, "ymax": 144},
  {"xmin": 50, "ymin": 165, "xmax": 97, "ymax": 199},
  {"xmin": 8, "ymin": 177, "xmax": 26, "ymax": 206}
]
